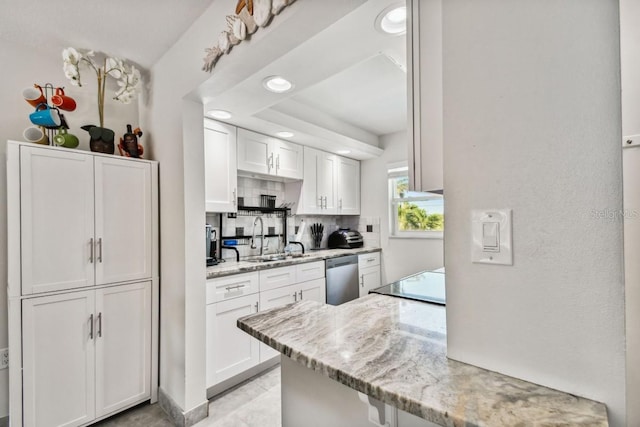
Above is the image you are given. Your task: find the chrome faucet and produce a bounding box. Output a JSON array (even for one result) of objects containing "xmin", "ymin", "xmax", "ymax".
[{"xmin": 251, "ymin": 217, "xmax": 264, "ymax": 256}]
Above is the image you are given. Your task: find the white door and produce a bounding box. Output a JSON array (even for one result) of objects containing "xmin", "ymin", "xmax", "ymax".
[
  {"xmin": 360, "ymin": 266, "xmax": 381, "ymax": 298},
  {"xmin": 336, "ymin": 156, "xmax": 360, "ymax": 215},
  {"xmin": 274, "ymin": 140, "xmax": 303, "ymax": 180},
  {"xmin": 237, "ymin": 128, "xmax": 270, "ymax": 175},
  {"xmin": 94, "ymin": 157, "xmax": 152, "ymax": 285},
  {"xmin": 301, "ymin": 147, "xmax": 321, "ymax": 214},
  {"xmin": 206, "ymin": 294, "xmax": 260, "ymax": 387},
  {"xmin": 299, "ymin": 278, "xmax": 326, "ymax": 304},
  {"xmin": 23, "ymin": 291, "xmax": 96, "ymax": 427},
  {"xmin": 20, "ymin": 147, "xmax": 95, "ymax": 294},
  {"xmin": 95, "ymin": 282, "xmax": 151, "ymax": 418},
  {"xmin": 204, "ymin": 120, "xmax": 238, "ymax": 212},
  {"xmin": 259, "ymin": 284, "xmax": 298, "ymax": 361},
  {"xmin": 319, "ymin": 153, "xmax": 338, "ymax": 213}
]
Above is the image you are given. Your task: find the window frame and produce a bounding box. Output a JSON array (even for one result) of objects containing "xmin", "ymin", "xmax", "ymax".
[{"xmin": 388, "ymin": 162, "xmax": 444, "ymax": 240}]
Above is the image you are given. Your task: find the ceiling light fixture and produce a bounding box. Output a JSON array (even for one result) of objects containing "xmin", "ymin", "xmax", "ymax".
[
  {"xmin": 206, "ymin": 109, "xmax": 232, "ymax": 120},
  {"xmin": 336, "ymin": 150, "xmax": 351, "ymax": 155},
  {"xmin": 276, "ymin": 131, "xmax": 294, "ymax": 138},
  {"xmin": 375, "ymin": 5, "xmax": 407, "ymax": 35},
  {"xmin": 263, "ymin": 75, "xmax": 294, "ymax": 93}
]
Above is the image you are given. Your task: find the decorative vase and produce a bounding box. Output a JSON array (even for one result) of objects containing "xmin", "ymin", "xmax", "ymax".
[{"xmin": 82, "ymin": 125, "xmax": 115, "ymax": 154}]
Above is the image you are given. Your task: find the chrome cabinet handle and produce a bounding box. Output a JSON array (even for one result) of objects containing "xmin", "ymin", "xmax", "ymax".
[
  {"xmin": 361, "ymin": 275, "xmax": 364, "ymax": 287},
  {"xmin": 97, "ymin": 312, "xmax": 102, "ymax": 337},
  {"xmin": 268, "ymin": 153, "xmax": 274, "ymax": 171},
  {"xmin": 254, "ymin": 302, "xmax": 259, "ymax": 312},
  {"xmin": 97, "ymin": 238, "xmax": 103, "ymax": 263},
  {"xmin": 89, "ymin": 238, "xmax": 94, "ymax": 263},
  {"xmin": 339, "ymin": 198, "xmax": 343, "ymax": 210},
  {"xmin": 318, "ymin": 197, "xmax": 323, "ymax": 209},
  {"xmin": 293, "ymin": 292, "xmax": 298, "ymax": 302},
  {"xmin": 89, "ymin": 314, "xmax": 94, "ymax": 339},
  {"xmin": 233, "ymin": 188, "xmax": 237, "ymax": 205},
  {"xmin": 276, "ymin": 155, "xmax": 280, "ymax": 173},
  {"xmin": 225, "ymin": 284, "xmax": 246, "ymax": 291},
  {"xmin": 298, "ymin": 290, "xmax": 303, "ymax": 300}
]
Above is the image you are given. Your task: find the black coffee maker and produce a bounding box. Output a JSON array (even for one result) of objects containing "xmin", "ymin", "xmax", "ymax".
[{"xmin": 206, "ymin": 224, "xmax": 219, "ymax": 266}]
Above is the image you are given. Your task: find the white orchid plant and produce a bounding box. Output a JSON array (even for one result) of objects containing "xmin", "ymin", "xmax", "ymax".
[{"xmin": 62, "ymin": 47, "xmax": 141, "ymax": 128}]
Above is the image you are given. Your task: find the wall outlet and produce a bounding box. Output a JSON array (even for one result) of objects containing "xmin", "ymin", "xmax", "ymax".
[{"xmin": 0, "ymin": 349, "xmax": 8, "ymax": 369}]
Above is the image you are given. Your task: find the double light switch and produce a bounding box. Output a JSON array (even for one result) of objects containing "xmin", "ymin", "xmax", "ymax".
[{"xmin": 472, "ymin": 209, "xmax": 512, "ymax": 265}]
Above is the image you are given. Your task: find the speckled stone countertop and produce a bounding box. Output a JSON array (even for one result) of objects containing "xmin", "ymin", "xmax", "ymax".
[
  {"xmin": 238, "ymin": 295, "xmax": 608, "ymax": 426},
  {"xmin": 206, "ymin": 247, "xmax": 380, "ymax": 279}
]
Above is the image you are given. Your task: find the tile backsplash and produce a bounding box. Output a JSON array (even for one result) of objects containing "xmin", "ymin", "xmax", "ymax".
[{"xmin": 206, "ymin": 177, "xmax": 381, "ymax": 261}]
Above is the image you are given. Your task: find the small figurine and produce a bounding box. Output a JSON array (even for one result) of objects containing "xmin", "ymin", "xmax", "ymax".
[{"xmin": 118, "ymin": 124, "xmax": 144, "ymax": 158}]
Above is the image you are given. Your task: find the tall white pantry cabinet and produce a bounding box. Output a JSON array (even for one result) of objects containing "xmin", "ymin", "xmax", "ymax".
[{"xmin": 6, "ymin": 141, "xmax": 160, "ymax": 427}]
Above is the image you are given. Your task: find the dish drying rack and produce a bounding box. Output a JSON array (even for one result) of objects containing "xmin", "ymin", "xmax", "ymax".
[{"xmin": 219, "ymin": 205, "xmax": 292, "ymax": 246}]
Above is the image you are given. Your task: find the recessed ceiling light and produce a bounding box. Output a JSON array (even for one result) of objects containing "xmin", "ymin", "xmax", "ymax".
[
  {"xmin": 206, "ymin": 109, "xmax": 232, "ymax": 120},
  {"xmin": 336, "ymin": 150, "xmax": 351, "ymax": 155},
  {"xmin": 375, "ymin": 5, "xmax": 407, "ymax": 35},
  {"xmin": 263, "ymin": 75, "xmax": 294, "ymax": 93},
  {"xmin": 276, "ymin": 131, "xmax": 294, "ymax": 138}
]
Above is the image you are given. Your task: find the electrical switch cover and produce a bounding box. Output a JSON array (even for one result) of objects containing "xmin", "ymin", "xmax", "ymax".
[{"xmin": 471, "ymin": 209, "xmax": 513, "ymax": 265}]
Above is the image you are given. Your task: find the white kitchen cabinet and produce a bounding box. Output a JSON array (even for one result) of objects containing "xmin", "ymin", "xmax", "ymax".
[
  {"xmin": 206, "ymin": 294, "xmax": 260, "ymax": 388},
  {"xmin": 358, "ymin": 253, "xmax": 381, "ymax": 298},
  {"xmin": 407, "ymin": 0, "xmax": 443, "ymax": 193},
  {"xmin": 336, "ymin": 156, "xmax": 360, "ymax": 215},
  {"xmin": 22, "ymin": 290, "xmax": 96, "ymax": 427},
  {"xmin": 8, "ymin": 141, "xmax": 159, "ymax": 427},
  {"xmin": 259, "ymin": 265, "xmax": 296, "ymax": 292},
  {"xmin": 289, "ymin": 147, "xmax": 357, "ymax": 215},
  {"xmin": 18, "ymin": 145, "xmax": 153, "ymax": 295},
  {"xmin": 206, "ymin": 272, "xmax": 260, "ymax": 304},
  {"xmin": 237, "ymin": 128, "xmax": 303, "ymax": 180},
  {"xmin": 22, "ymin": 281, "xmax": 152, "ymax": 427},
  {"xmin": 299, "ymin": 277, "xmax": 326, "ymax": 304},
  {"xmin": 204, "ymin": 119, "xmax": 238, "ymax": 213}
]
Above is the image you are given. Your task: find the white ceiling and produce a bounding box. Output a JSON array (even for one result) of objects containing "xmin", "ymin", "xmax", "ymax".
[
  {"xmin": 199, "ymin": 0, "xmax": 407, "ymax": 159},
  {"xmin": 0, "ymin": 0, "xmax": 215, "ymax": 69}
]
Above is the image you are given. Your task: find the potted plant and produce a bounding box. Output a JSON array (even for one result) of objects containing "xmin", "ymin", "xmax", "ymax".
[{"xmin": 62, "ymin": 47, "xmax": 141, "ymax": 154}]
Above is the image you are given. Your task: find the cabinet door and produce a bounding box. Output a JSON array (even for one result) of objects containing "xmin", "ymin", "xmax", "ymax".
[
  {"xmin": 206, "ymin": 294, "xmax": 260, "ymax": 387},
  {"xmin": 259, "ymin": 284, "xmax": 297, "ymax": 361},
  {"xmin": 94, "ymin": 157, "xmax": 152, "ymax": 285},
  {"xmin": 95, "ymin": 282, "xmax": 151, "ymax": 418},
  {"xmin": 336, "ymin": 156, "xmax": 360, "ymax": 215},
  {"xmin": 300, "ymin": 147, "xmax": 322, "ymax": 214},
  {"xmin": 299, "ymin": 278, "xmax": 326, "ymax": 304},
  {"xmin": 23, "ymin": 291, "xmax": 96, "ymax": 427},
  {"xmin": 237, "ymin": 128, "xmax": 270, "ymax": 175},
  {"xmin": 274, "ymin": 140, "xmax": 303, "ymax": 180},
  {"xmin": 259, "ymin": 265, "xmax": 296, "ymax": 292},
  {"xmin": 20, "ymin": 146, "xmax": 95, "ymax": 294},
  {"xmin": 205, "ymin": 120, "xmax": 238, "ymax": 213},
  {"xmin": 360, "ymin": 266, "xmax": 381, "ymax": 298},
  {"xmin": 319, "ymin": 152, "xmax": 338, "ymax": 213}
]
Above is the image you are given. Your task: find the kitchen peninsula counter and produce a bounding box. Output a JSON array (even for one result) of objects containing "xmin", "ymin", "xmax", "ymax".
[
  {"xmin": 238, "ymin": 294, "xmax": 608, "ymax": 426},
  {"xmin": 206, "ymin": 247, "xmax": 380, "ymax": 279}
]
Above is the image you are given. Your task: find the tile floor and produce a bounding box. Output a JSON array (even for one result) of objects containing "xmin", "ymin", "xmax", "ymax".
[{"xmin": 95, "ymin": 365, "xmax": 282, "ymax": 427}]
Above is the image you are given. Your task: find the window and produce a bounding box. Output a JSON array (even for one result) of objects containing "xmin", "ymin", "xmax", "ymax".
[{"xmin": 389, "ymin": 163, "xmax": 444, "ymax": 238}]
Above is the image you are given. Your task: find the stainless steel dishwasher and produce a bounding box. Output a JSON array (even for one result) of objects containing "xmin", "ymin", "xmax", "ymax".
[{"xmin": 325, "ymin": 255, "xmax": 359, "ymax": 305}]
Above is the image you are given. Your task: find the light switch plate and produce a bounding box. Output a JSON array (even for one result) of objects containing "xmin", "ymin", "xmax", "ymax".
[{"xmin": 471, "ymin": 209, "xmax": 513, "ymax": 265}]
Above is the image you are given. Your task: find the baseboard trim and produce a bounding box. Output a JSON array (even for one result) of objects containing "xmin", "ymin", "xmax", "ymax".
[
  {"xmin": 158, "ymin": 387, "xmax": 208, "ymax": 427},
  {"xmin": 207, "ymin": 355, "xmax": 280, "ymax": 399}
]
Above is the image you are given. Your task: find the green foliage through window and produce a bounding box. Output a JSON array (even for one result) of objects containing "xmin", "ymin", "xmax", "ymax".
[{"xmin": 398, "ymin": 202, "xmax": 444, "ymax": 231}]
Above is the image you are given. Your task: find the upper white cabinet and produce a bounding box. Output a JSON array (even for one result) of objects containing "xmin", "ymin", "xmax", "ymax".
[
  {"xmin": 18, "ymin": 146, "xmax": 153, "ymax": 295},
  {"xmin": 205, "ymin": 119, "xmax": 238, "ymax": 213},
  {"xmin": 237, "ymin": 128, "xmax": 303, "ymax": 180},
  {"xmin": 289, "ymin": 147, "xmax": 359, "ymax": 215},
  {"xmin": 407, "ymin": 0, "xmax": 443, "ymax": 193},
  {"xmin": 336, "ymin": 156, "xmax": 360, "ymax": 215}
]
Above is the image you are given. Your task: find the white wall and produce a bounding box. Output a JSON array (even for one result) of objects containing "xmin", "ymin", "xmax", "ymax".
[
  {"xmin": 620, "ymin": 0, "xmax": 640, "ymax": 424},
  {"xmin": 360, "ymin": 131, "xmax": 443, "ymax": 283},
  {"xmin": 442, "ymin": 1, "xmax": 626, "ymax": 425},
  {"xmin": 0, "ymin": 38, "xmax": 139, "ymax": 419},
  {"xmin": 142, "ymin": 0, "xmax": 367, "ymax": 413}
]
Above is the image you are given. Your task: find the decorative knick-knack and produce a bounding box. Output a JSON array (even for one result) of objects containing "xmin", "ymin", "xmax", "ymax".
[{"xmin": 118, "ymin": 124, "xmax": 144, "ymax": 158}]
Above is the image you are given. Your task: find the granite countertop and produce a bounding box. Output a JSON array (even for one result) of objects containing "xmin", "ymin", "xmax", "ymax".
[
  {"xmin": 238, "ymin": 295, "xmax": 608, "ymax": 426},
  {"xmin": 207, "ymin": 247, "xmax": 380, "ymax": 279}
]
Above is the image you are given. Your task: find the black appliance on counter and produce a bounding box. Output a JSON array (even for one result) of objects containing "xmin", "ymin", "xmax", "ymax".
[
  {"xmin": 206, "ymin": 224, "xmax": 219, "ymax": 266},
  {"xmin": 327, "ymin": 228, "xmax": 364, "ymax": 249}
]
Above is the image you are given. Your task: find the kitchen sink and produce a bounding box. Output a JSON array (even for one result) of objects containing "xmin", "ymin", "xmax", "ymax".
[{"xmin": 246, "ymin": 253, "xmax": 310, "ymax": 263}]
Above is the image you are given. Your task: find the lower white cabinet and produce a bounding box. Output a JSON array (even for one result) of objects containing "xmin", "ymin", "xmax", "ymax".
[
  {"xmin": 206, "ymin": 294, "xmax": 260, "ymax": 388},
  {"xmin": 358, "ymin": 253, "xmax": 381, "ymax": 297},
  {"xmin": 22, "ymin": 281, "xmax": 151, "ymax": 427}
]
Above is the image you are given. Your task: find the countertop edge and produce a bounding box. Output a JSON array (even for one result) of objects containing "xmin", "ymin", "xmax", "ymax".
[{"xmin": 207, "ymin": 247, "xmax": 381, "ymax": 279}]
